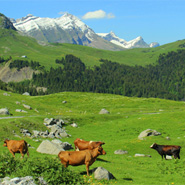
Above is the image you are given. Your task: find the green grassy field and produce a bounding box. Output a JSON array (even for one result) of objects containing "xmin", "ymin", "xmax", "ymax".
[
  {"xmin": 1, "ymin": 89, "xmax": 185, "ymax": 184},
  {"xmin": 1, "ymin": 29, "xmax": 185, "ymax": 69}
]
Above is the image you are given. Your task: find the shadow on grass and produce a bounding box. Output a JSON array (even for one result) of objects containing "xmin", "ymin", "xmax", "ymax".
[
  {"xmin": 96, "ymin": 158, "xmax": 110, "ymax": 163},
  {"xmin": 123, "ymin": 177, "xmax": 133, "ymax": 181}
]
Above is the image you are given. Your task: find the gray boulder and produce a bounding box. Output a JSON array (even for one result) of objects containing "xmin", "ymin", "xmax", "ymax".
[
  {"xmin": 0, "ymin": 108, "xmax": 10, "ymax": 115},
  {"xmin": 114, "ymin": 150, "xmax": 128, "ymax": 155},
  {"xmin": 70, "ymin": 123, "xmax": 78, "ymax": 128},
  {"xmin": 51, "ymin": 139, "xmax": 73, "ymax": 150},
  {"xmin": 135, "ymin": 154, "xmax": 151, "ymax": 157},
  {"xmin": 23, "ymin": 104, "xmax": 32, "ymax": 110},
  {"xmin": 99, "ymin": 109, "xmax": 110, "ymax": 114},
  {"xmin": 138, "ymin": 129, "xmax": 161, "ymax": 140},
  {"xmin": 22, "ymin": 92, "xmax": 30, "ymax": 96},
  {"xmin": 15, "ymin": 109, "xmax": 27, "ymax": 113},
  {"xmin": 36, "ymin": 140, "xmax": 65, "ymax": 155},
  {"xmin": 94, "ymin": 167, "xmax": 115, "ymax": 180}
]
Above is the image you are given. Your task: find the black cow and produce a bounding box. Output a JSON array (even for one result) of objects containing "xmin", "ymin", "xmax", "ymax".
[{"xmin": 150, "ymin": 143, "xmax": 181, "ymax": 160}]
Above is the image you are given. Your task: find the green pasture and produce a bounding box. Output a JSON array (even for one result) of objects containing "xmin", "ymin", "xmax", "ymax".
[
  {"xmin": 0, "ymin": 89, "xmax": 185, "ymax": 184},
  {"xmin": 1, "ymin": 29, "xmax": 185, "ymax": 69}
]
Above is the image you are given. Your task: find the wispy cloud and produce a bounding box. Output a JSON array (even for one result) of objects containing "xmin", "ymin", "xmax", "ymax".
[{"xmin": 82, "ymin": 10, "xmax": 115, "ymax": 20}]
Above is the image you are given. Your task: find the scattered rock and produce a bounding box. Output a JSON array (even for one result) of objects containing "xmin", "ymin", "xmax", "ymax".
[
  {"xmin": 166, "ymin": 136, "xmax": 171, "ymax": 140},
  {"xmin": 70, "ymin": 123, "xmax": 78, "ymax": 128},
  {"xmin": 44, "ymin": 118, "xmax": 64, "ymax": 127},
  {"xmin": 0, "ymin": 108, "xmax": 10, "ymax": 115},
  {"xmin": 3, "ymin": 93, "xmax": 10, "ymax": 96},
  {"xmin": 99, "ymin": 109, "xmax": 110, "ymax": 114},
  {"xmin": 135, "ymin": 154, "xmax": 151, "ymax": 157},
  {"xmin": 20, "ymin": 129, "xmax": 32, "ymax": 137},
  {"xmin": 114, "ymin": 150, "xmax": 128, "ymax": 155},
  {"xmin": 62, "ymin": 101, "xmax": 67, "ymax": 103},
  {"xmin": 94, "ymin": 167, "xmax": 115, "ymax": 180},
  {"xmin": 22, "ymin": 92, "xmax": 30, "ymax": 96},
  {"xmin": 34, "ymin": 109, "xmax": 39, "ymax": 113},
  {"xmin": 0, "ymin": 176, "xmax": 47, "ymax": 185},
  {"xmin": 138, "ymin": 129, "xmax": 161, "ymax": 140},
  {"xmin": 23, "ymin": 104, "xmax": 32, "ymax": 110},
  {"xmin": 15, "ymin": 109, "xmax": 28, "ymax": 113},
  {"xmin": 15, "ymin": 101, "xmax": 21, "ymax": 105}
]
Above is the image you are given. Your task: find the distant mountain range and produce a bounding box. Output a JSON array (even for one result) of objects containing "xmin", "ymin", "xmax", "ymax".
[{"xmin": 10, "ymin": 13, "xmax": 159, "ymax": 50}]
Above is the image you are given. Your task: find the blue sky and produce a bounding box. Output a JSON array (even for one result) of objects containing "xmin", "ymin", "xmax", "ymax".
[{"xmin": 1, "ymin": 0, "xmax": 185, "ymax": 46}]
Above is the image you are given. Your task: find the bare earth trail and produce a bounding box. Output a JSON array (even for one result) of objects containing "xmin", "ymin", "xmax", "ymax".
[{"xmin": 0, "ymin": 115, "xmax": 41, "ymax": 120}]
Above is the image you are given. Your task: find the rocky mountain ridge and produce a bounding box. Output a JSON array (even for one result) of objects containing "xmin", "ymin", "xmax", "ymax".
[{"xmin": 11, "ymin": 13, "xmax": 159, "ymax": 50}]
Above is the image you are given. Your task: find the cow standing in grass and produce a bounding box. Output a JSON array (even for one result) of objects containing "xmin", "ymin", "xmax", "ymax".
[
  {"xmin": 150, "ymin": 143, "xmax": 181, "ymax": 160},
  {"xmin": 58, "ymin": 146, "xmax": 106, "ymax": 176},
  {"xmin": 3, "ymin": 139, "xmax": 29, "ymax": 158},
  {"xmin": 74, "ymin": 138, "xmax": 105, "ymax": 151}
]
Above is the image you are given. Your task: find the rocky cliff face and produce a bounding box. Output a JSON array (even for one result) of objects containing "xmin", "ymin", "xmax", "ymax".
[{"xmin": 0, "ymin": 13, "xmax": 16, "ymax": 30}]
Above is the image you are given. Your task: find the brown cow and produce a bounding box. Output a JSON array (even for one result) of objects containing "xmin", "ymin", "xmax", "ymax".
[
  {"xmin": 3, "ymin": 139, "xmax": 29, "ymax": 158},
  {"xmin": 58, "ymin": 145, "xmax": 106, "ymax": 176},
  {"xmin": 74, "ymin": 138, "xmax": 105, "ymax": 151}
]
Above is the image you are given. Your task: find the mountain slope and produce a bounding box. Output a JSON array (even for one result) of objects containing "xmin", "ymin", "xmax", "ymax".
[{"xmin": 11, "ymin": 13, "xmax": 124, "ymax": 51}]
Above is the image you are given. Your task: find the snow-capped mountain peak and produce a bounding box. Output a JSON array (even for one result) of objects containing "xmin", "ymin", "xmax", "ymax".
[
  {"xmin": 12, "ymin": 13, "xmax": 123, "ymax": 51},
  {"xmin": 97, "ymin": 32, "xmax": 159, "ymax": 49}
]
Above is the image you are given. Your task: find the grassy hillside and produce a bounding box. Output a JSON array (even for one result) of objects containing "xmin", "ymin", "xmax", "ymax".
[
  {"xmin": 1, "ymin": 89, "xmax": 185, "ymax": 184},
  {"xmin": 0, "ymin": 29, "xmax": 185, "ymax": 69}
]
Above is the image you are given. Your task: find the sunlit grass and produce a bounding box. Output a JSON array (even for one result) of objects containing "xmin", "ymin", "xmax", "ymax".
[{"xmin": 1, "ymin": 89, "xmax": 185, "ymax": 184}]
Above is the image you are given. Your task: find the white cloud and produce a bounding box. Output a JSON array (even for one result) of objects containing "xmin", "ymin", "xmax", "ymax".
[{"xmin": 82, "ymin": 10, "xmax": 115, "ymax": 20}]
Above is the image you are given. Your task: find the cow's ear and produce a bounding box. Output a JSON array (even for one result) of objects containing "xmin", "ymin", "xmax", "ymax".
[{"xmin": 100, "ymin": 142, "xmax": 105, "ymax": 146}]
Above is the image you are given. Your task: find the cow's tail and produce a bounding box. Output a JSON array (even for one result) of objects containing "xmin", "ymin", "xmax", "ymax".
[{"xmin": 23, "ymin": 140, "xmax": 29, "ymax": 157}]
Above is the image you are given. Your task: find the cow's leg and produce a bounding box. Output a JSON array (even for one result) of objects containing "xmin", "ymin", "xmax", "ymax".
[
  {"xmin": 60, "ymin": 160, "xmax": 68, "ymax": 168},
  {"xmin": 20, "ymin": 151, "xmax": 24, "ymax": 159},
  {"xmin": 9, "ymin": 150, "xmax": 15, "ymax": 157},
  {"xmin": 177, "ymin": 154, "xmax": 180, "ymax": 159},
  {"xmin": 86, "ymin": 162, "xmax": 90, "ymax": 176},
  {"xmin": 27, "ymin": 150, "xmax": 29, "ymax": 158},
  {"xmin": 174, "ymin": 153, "xmax": 180, "ymax": 159},
  {"xmin": 161, "ymin": 154, "xmax": 163, "ymax": 160}
]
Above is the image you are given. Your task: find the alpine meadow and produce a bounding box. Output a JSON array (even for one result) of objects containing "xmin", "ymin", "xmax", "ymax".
[{"xmin": 1, "ymin": 13, "xmax": 185, "ymax": 185}]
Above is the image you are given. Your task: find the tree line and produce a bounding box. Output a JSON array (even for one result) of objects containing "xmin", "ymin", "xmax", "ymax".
[
  {"xmin": 2, "ymin": 49, "xmax": 185, "ymax": 100},
  {"xmin": 9, "ymin": 59, "xmax": 45, "ymax": 71}
]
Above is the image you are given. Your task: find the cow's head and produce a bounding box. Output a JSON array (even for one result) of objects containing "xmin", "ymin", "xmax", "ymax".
[
  {"xmin": 3, "ymin": 139, "xmax": 9, "ymax": 147},
  {"xmin": 100, "ymin": 142, "xmax": 105, "ymax": 146},
  {"xmin": 150, "ymin": 143, "xmax": 157, "ymax": 149},
  {"xmin": 97, "ymin": 146, "xmax": 106, "ymax": 155}
]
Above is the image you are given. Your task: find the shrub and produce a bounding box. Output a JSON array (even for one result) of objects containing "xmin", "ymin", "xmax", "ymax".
[{"xmin": 0, "ymin": 153, "xmax": 87, "ymax": 185}]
